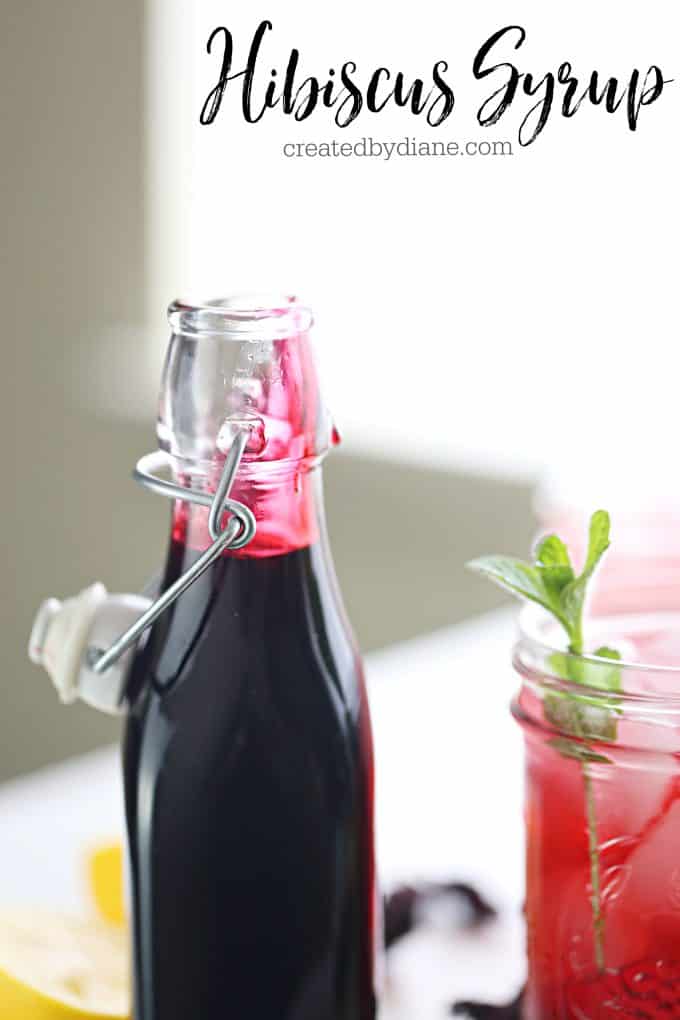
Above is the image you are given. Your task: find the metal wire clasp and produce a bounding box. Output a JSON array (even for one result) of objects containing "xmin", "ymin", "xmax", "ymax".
[{"xmin": 89, "ymin": 430, "xmax": 256, "ymax": 675}]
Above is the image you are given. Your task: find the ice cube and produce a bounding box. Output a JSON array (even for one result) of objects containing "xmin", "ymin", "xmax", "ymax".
[{"xmin": 604, "ymin": 793, "xmax": 680, "ymax": 968}]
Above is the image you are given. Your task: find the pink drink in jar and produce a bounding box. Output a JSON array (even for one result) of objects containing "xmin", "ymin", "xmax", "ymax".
[{"xmin": 514, "ymin": 598, "xmax": 680, "ymax": 1017}]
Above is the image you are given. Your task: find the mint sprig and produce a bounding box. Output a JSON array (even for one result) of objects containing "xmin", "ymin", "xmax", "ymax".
[
  {"xmin": 468, "ymin": 509, "xmax": 620, "ymax": 974},
  {"xmin": 545, "ymin": 646, "xmax": 622, "ymax": 745},
  {"xmin": 468, "ymin": 510, "xmax": 622, "ymax": 734},
  {"xmin": 468, "ymin": 510, "xmax": 610, "ymax": 649}
]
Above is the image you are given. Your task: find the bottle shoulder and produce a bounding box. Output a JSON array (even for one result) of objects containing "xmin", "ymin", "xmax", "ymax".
[
  {"xmin": 126, "ymin": 542, "xmax": 364, "ymax": 705},
  {"xmin": 122, "ymin": 542, "xmax": 372, "ymax": 807}
]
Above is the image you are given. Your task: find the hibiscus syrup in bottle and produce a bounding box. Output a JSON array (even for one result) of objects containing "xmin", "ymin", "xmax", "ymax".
[{"xmin": 123, "ymin": 298, "xmax": 377, "ymax": 1020}]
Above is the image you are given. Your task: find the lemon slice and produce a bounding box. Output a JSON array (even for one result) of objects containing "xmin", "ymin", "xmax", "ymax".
[
  {"xmin": 87, "ymin": 845, "xmax": 125, "ymax": 928},
  {"xmin": 0, "ymin": 909, "xmax": 129, "ymax": 1018}
]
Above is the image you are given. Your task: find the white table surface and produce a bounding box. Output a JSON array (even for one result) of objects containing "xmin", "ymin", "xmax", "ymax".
[{"xmin": 0, "ymin": 608, "xmax": 525, "ymax": 1018}]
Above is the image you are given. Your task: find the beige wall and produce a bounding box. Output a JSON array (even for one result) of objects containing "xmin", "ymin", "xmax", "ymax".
[
  {"xmin": 1, "ymin": 1, "xmax": 150, "ymax": 778},
  {"xmin": 0, "ymin": 2, "xmax": 532, "ymax": 782}
]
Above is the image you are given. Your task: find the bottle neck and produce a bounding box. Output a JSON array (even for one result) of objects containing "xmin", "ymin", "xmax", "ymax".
[{"xmin": 171, "ymin": 458, "xmax": 326, "ymax": 559}]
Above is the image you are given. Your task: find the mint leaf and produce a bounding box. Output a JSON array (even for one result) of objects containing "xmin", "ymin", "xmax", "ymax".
[
  {"xmin": 560, "ymin": 511, "xmax": 611, "ymax": 643},
  {"xmin": 548, "ymin": 738, "xmax": 612, "ymax": 765},
  {"xmin": 548, "ymin": 647, "xmax": 622, "ymax": 697},
  {"xmin": 545, "ymin": 647, "xmax": 622, "ymax": 740},
  {"xmin": 533, "ymin": 534, "xmax": 575, "ymax": 605},
  {"xmin": 594, "ymin": 646, "xmax": 620, "ymax": 659},
  {"xmin": 585, "ymin": 511, "xmax": 612, "ymax": 574},
  {"xmin": 589, "ymin": 646, "xmax": 622, "ymax": 695},
  {"xmin": 535, "ymin": 534, "xmax": 571, "ymax": 569},
  {"xmin": 540, "ymin": 564, "xmax": 575, "ymax": 604},
  {"xmin": 466, "ymin": 556, "xmax": 561, "ymax": 617},
  {"xmin": 545, "ymin": 690, "xmax": 618, "ymax": 742}
]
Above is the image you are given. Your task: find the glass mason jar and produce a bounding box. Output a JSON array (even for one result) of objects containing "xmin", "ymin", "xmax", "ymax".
[{"xmin": 513, "ymin": 597, "xmax": 680, "ymax": 1018}]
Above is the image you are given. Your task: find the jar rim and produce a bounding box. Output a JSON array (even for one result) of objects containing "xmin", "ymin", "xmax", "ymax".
[
  {"xmin": 515, "ymin": 604, "xmax": 680, "ymax": 708},
  {"xmin": 168, "ymin": 296, "xmax": 314, "ymax": 340},
  {"xmin": 519, "ymin": 604, "xmax": 680, "ymax": 674}
]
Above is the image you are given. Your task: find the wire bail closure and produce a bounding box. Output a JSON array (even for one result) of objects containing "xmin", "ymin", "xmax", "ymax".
[{"xmin": 88, "ymin": 430, "xmax": 256, "ymax": 675}]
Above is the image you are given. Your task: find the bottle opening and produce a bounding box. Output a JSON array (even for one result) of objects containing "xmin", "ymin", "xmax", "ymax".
[
  {"xmin": 159, "ymin": 293, "xmax": 331, "ymax": 557},
  {"xmin": 167, "ymin": 296, "xmax": 314, "ymax": 340},
  {"xmin": 158, "ymin": 293, "xmax": 329, "ymax": 469}
]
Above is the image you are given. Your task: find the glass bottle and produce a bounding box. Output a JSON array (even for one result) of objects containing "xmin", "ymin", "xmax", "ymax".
[
  {"xmin": 33, "ymin": 295, "xmax": 377, "ymax": 1020},
  {"xmin": 29, "ymin": 297, "xmax": 375, "ymax": 1015},
  {"xmin": 111, "ymin": 297, "xmax": 375, "ymax": 1020}
]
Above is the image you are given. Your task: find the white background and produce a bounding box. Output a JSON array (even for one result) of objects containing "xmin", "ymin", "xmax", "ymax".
[{"xmin": 142, "ymin": 0, "xmax": 680, "ymax": 485}]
